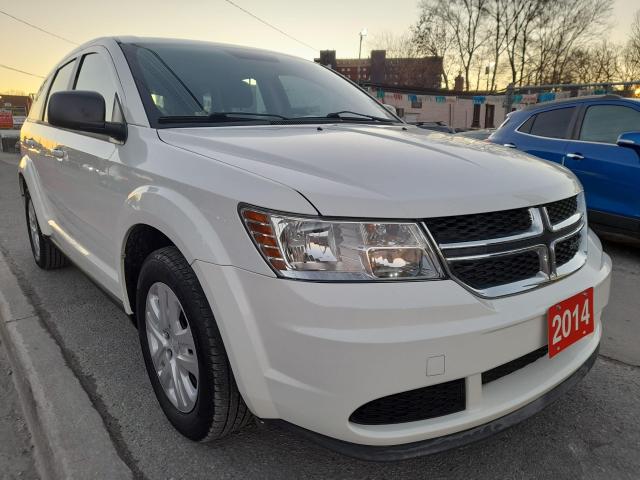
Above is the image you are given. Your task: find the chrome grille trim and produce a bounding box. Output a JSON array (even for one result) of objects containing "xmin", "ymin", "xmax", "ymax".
[
  {"xmin": 439, "ymin": 209, "xmax": 544, "ymax": 250},
  {"xmin": 551, "ymin": 223, "xmax": 588, "ymax": 278},
  {"xmin": 424, "ymin": 194, "xmax": 587, "ymax": 298}
]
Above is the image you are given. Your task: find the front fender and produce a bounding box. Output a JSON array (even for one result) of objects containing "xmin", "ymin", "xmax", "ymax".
[
  {"xmin": 116, "ymin": 184, "xmax": 277, "ymax": 313},
  {"xmin": 118, "ymin": 185, "xmax": 224, "ymax": 265}
]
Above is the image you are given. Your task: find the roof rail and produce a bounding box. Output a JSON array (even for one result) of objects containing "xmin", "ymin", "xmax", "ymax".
[{"xmin": 522, "ymin": 94, "xmax": 623, "ymax": 110}]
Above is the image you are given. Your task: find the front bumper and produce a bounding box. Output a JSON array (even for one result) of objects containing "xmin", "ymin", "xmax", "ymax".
[
  {"xmin": 268, "ymin": 344, "xmax": 599, "ymax": 461},
  {"xmin": 193, "ymin": 230, "xmax": 611, "ymax": 449}
]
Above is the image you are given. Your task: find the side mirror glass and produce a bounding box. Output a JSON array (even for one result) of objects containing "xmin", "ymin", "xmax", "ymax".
[
  {"xmin": 616, "ymin": 131, "xmax": 640, "ymax": 152},
  {"xmin": 47, "ymin": 91, "xmax": 127, "ymax": 141}
]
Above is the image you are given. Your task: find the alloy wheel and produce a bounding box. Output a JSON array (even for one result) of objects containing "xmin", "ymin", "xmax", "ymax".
[
  {"xmin": 145, "ymin": 282, "xmax": 199, "ymax": 413},
  {"xmin": 27, "ymin": 199, "xmax": 41, "ymax": 261}
]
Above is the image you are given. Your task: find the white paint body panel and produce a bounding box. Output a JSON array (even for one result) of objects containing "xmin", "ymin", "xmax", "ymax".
[
  {"xmin": 158, "ymin": 125, "xmax": 582, "ymax": 218},
  {"xmin": 19, "ymin": 37, "xmax": 610, "ymax": 447}
]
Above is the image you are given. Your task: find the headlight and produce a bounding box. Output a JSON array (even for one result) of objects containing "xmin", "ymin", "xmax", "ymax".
[{"xmin": 240, "ymin": 206, "xmax": 444, "ymax": 281}]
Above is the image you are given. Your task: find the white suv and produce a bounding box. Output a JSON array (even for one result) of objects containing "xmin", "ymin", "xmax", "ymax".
[{"xmin": 19, "ymin": 37, "xmax": 611, "ymax": 460}]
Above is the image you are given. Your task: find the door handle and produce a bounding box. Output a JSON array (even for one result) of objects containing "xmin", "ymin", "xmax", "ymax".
[
  {"xmin": 503, "ymin": 143, "xmax": 517, "ymax": 148},
  {"xmin": 566, "ymin": 153, "xmax": 584, "ymax": 160},
  {"xmin": 52, "ymin": 148, "xmax": 65, "ymax": 159}
]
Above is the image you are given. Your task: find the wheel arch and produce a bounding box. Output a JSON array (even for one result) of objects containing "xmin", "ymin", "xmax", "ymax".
[{"xmin": 117, "ymin": 185, "xmax": 234, "ymax": 315}]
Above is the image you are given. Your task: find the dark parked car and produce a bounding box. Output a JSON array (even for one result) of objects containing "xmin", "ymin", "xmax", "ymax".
[{"xmin": 489, "ymin": 95, "xmax": 640, "ymax": 237}]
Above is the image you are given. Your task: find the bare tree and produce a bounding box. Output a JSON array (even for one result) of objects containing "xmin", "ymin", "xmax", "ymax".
[
  {"xmin": 565, "ymin": 41, "xmax": 620, "ymax": 84},
  {"xmin": 413, "ymin": 0, "xmax": 489, "ymax": 91},
  {"xmin": 485, "ymin": 0, "xmax": 506, "ymax": 91},
  {"xmin": 499, "ymin": 0, "xmax": 547, "ymax": 86},
  {"xmin": 621, "ymin": 11, "xmax": 640, "ymax": 81},
  {"xmin": 412, "ymin": 3, "xmax": 458, "ymax": 88},
  {"xmin": 410, "ymin": 0, "xmax": 622, "ymax": 90},
  {"xmin": 526, "ymin": 0, "xmax": 612, "ymax": 85}
]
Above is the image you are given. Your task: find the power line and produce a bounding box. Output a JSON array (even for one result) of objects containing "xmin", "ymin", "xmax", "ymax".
[
  {"xmin": 222, "ymin": 0, "xmax": 317, "ymax": 52},
  {"xmin": 0, "ymin": 9, "xmax": 79, "ymax": 45},
  {"xmin": 0, "ymin": 63, "xmax": 44, "ymax": 79}
]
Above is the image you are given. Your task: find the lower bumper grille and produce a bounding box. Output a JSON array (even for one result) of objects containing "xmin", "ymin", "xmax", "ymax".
[
  {"xmin": 349, "ymin": 379, "xmax": 465, "ymax": 425},
  {"xmin": 482, "ymin": 346, "xmax": 549, "ymax": 384}
]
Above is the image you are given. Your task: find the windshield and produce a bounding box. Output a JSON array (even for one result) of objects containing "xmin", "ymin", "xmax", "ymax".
[{"xmin": 120, "ymin": 40, "xmax": 399, "ymax": 127}]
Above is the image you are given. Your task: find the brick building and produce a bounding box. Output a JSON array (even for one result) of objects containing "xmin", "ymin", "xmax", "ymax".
[{"xmin": 316, "ymin": 50, "xmax": 443, "ymax": 89}]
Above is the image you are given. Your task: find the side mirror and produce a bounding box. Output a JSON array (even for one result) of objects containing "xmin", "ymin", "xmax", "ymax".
[
  {"xmin": 616, "ymin": 131, "xmax": 640, "ymax": 152},
  {"xmin": 383, "ymin": 104, "xmax": 397, "ymax": 116},
  {"xmin": 48, "ymin": 91, "xmax": 127, "ymax": 142}
]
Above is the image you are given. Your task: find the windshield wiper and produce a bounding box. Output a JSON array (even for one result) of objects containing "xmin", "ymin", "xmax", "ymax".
[
  {"xmin": 158, "ymin": 112, "xmax": 291, "ymax": 124},
  {"xmin": 324, "ymin": 110, "xmax": 396, "ymax": 123}
]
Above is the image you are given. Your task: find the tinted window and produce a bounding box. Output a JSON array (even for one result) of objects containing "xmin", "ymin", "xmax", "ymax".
[
  {"xmin": 44, "ymin": 60, "xmax": 75, "ymax": 122},
  {"xmin": 27, "ymin": 78, "xmax": 50, "ymax": 121},
  {"xmin": 529, "ymin": 107, "xmax": 575, "ymax": 139},
  {"xmin": 580, "ymin": 105, "xmax": 640, "ymax": 144},
  {"xmin": 122, "ymin": 42, "xmax": 397, "ymax": 125},
  {"xmin": 74, "ymin": 53, "xmax": 117, "ymax": 121},
  {"xmin": 517, "ymin": 115, "xmax": 535, "ymax": 133}
]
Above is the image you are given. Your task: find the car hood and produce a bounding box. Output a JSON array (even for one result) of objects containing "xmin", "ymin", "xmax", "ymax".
[{"xmin": 158, "ymin": 124, "xmax": 581, "ymax": 218}]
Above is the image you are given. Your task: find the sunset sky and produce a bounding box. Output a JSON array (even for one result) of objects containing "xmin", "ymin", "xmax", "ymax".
[{"xmin": 1, "ymin": 0, "xmax": 639, "ymax": 94}]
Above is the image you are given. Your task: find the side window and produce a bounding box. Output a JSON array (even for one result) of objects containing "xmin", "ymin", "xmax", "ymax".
[
  {"xmin": 44, "ymin": 60, "xmax": 76, "ymax": 122},
  {"xmin": 579, "ymin": 105, "xmax": 640, "ymax": 144},
  {"xmin": 517, "ymin": 115, "xmax": 535, "ymax": 134},
  {"xmin": 528, "ymin": 107, "xmax": 575, "ymax": 139},
  {"xmin": 74, "ymin": 53, "xmax": 118, "ymax": 122},
  {"xmin": 27, "ymin": 77, "xmax": 50, "ymax": 121}
]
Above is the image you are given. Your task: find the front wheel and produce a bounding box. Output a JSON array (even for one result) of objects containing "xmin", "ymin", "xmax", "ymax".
[{"xmin": 136, "ymin": 246, "xmax": 252, "ymax": 441}]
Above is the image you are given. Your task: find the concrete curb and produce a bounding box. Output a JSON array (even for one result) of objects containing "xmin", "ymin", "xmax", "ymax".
[{"xmin": 0, "ymin": 252, "xmax": 133, "ymax": 479}]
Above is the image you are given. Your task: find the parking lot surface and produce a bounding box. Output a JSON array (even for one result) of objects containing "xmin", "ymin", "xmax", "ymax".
[
  {"xmin": 0, "ymin": 337, "xmax": 38, "ymax": 480},
  {"xmin": 0, "ymin": 152, "xmax": 639, "ymax": 479}
]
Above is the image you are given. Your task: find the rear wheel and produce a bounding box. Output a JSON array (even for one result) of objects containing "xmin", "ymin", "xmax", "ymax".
[
  {"xmin": 25, "ymin": 192, "xmax": 68, "ymax": 270},
  {"xmin": 136, "ymin": 246, "xmax": 252, "ymax": 441}
]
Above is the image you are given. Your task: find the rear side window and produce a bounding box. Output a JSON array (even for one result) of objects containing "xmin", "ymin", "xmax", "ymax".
[
  {"xmin": 74, "ymin": 53, "xmax": 117, "ymax": 122},
  {"xmin": 579, "ymin": 105, "xmax": 640, "ymax": 144},
  {"xmin": 527, "ymin": 107, "xmax": 575, "ymax": 139},
  {"xmin": 44, "ymin": 60, "xmax": 76, "ymax": 122},
  {"xmin": 517, "ymin": 115, "xmax": 535, "ymax": 134}
]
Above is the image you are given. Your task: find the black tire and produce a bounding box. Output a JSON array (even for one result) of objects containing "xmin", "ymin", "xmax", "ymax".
[
  {"xmin": 136, "ymin": 246, "xmax": 252, "ymax": 441},
  {"xmin": 24, "ymin": 191, "xmax": 68, "ymax": 270}
]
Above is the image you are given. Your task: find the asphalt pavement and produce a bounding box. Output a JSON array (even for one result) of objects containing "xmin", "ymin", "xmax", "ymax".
[
  {"xmin": 0, "ymin": 337, "xmax": 38, "ymax": 480},
  {"xmin": 0, "ymin": 152, "xmax": 639, "ymax": 479}
]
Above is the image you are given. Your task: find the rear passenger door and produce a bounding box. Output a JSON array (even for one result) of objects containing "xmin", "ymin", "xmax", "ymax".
[
  {"xmin": 563, "ymin": 102, "xmax": 640, "ymax": 222},
  {"xmin": 25, "ymin": 59, "xmax": 77, "ymax": 216},
  {"xmin": 512, "ymin": 106, "xmax": 577, "ymax": 164}
]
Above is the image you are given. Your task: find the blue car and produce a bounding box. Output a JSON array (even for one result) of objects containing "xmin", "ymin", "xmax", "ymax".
[{"xmin": 489, "ymin": 95, "xmax": 640, "ymax": 238}]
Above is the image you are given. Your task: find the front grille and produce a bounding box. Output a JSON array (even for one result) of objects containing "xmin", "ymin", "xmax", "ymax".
[
  {"xmin": 449, "ymin": 250, "xmax": 541, "ymax": 290},
  {"xmin": 426, "ymin": 208, "xmax": 532, "ymax": 244},
  {"xmin": 546, "ymin": 196, "xmax": 578, "ymax": 224},
  {"xmin": 555, "ymin": 232, "xmax": 581, "ymax": 266},
  {"xmin": 349, "ymin": 379, "xmax": 465, "ymax": 425},
  {"xmin": 425, "ymin": 195, "xmax": 586, "ymax": 297},
  {"xmin": 482, "ymin": 346, "xmax": 548, "ymax": 384}
]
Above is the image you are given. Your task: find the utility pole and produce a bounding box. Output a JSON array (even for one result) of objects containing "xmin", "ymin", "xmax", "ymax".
[{"xmin": 358, "ymin": 28, "xmax": 367, "ymax": 83}]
